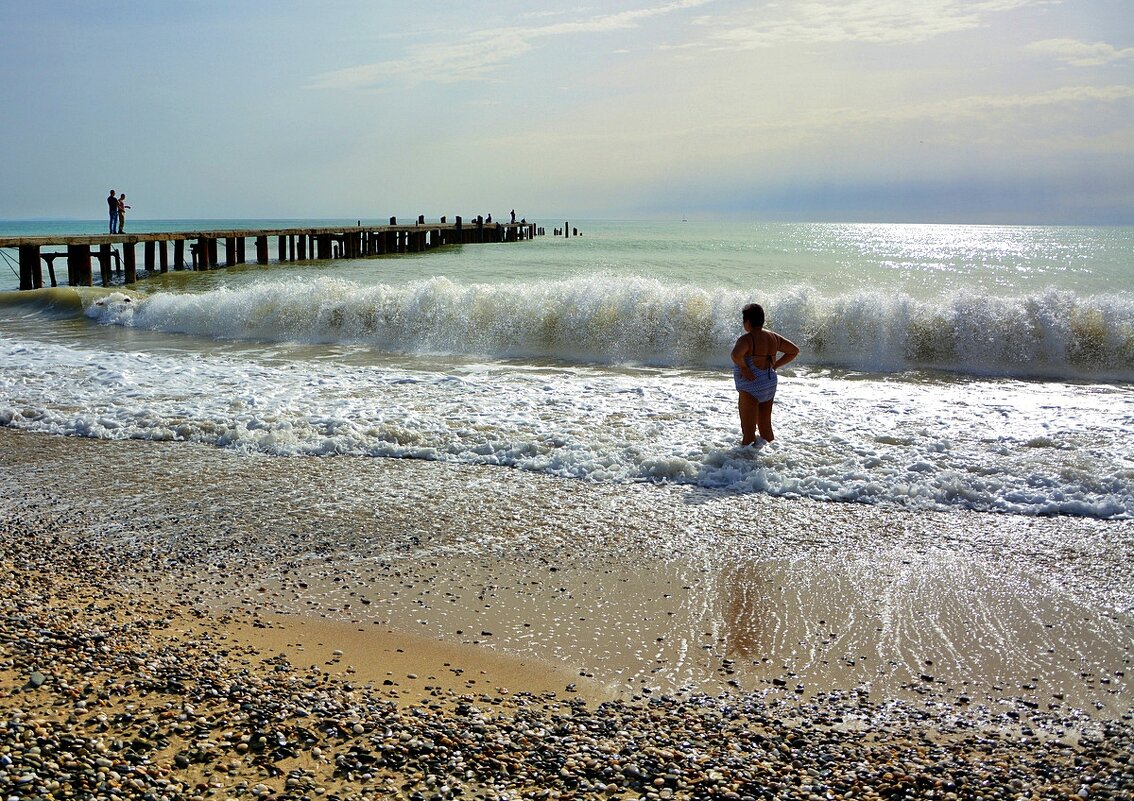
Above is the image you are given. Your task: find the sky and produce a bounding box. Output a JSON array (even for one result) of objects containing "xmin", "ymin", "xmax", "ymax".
[{"xmin": 1, "ymin": 0, "xmax": 1131, "ymax": 224}]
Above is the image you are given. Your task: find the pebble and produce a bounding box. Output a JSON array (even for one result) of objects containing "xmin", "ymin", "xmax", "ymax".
[{"xmin": 2, "ymin": 492, "xmax": 1133, "ymax": 801}]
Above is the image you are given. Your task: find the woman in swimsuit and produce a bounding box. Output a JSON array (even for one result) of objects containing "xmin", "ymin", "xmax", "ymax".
[{"xmin": 731, "ymin": 303, "xmax": 800, "ymax": 448}]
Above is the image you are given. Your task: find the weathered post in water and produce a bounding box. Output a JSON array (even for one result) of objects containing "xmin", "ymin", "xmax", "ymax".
[
  {"xmin": 18, "ymin": 245, "xmax": 40, "ymax": 290},
  {"xmin": 98, "ymin": 244, "xmax": 113, "ymax": 286},
  {"xmin": 123, "ymin": 243, "xmax": 136, "ymax": 284},
  {"xmin": 68, "ymin": 245, "xmax": 91, "ymax": 286}
]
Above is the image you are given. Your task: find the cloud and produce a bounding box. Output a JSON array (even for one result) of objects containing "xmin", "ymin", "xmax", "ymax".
[
  {"xmin": 474, "ymin": 83, "xmax": 1134, "ymax": 160},
  {"xmin": 309, "ymin": 32, "xmax": 534, "ymax": 88},
  {"xmin": 1026, "ymin": 38, "xmax": 1134, "ymax": 67},
  {"xmin": 699, "ymin": 0, "xmax": 1046, "ymax": 49},
  {"xmin": 309, "ymin": 0, "xmax": 712, "ymax": 90},
  {"xmin": 859, "ymin": 83, "xmax": 1134, "ymax": 123}
]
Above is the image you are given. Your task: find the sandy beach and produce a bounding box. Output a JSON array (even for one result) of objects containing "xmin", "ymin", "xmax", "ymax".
[{"xmin": 2, "ymin": 426, "xmax": 1132, "ymax": 799}]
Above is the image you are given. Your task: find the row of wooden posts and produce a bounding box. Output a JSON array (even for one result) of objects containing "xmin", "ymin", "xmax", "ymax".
[{"xmin": 3, "ymin": 215, "xmax": 556, "ymax": 291}]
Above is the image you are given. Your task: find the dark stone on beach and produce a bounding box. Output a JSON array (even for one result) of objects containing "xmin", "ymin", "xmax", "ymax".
[{"xmin": 2, "ymin": 468, "xmax": 1133, "ymax": 801}]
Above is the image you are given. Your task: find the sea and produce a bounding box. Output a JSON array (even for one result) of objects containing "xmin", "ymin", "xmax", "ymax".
[{"xmin": 2, "ymin": 218, "xmax": 1132, "ymax": 520}]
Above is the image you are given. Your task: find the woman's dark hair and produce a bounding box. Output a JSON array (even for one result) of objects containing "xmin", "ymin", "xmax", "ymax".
[{"xmin": 742, "ymin": 303, "xmax": 765, "ymax": 329}]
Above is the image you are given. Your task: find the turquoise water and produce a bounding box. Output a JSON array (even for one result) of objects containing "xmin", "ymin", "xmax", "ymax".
[{"xmin": 2, "ymin": 219, "xmax": 1132, "ymax": 517}]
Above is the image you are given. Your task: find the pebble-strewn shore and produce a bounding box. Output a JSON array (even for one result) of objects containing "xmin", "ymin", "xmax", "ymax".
[{"xmin": 3, "ymin": 514, "xmax": 1133, "ymax": 801}]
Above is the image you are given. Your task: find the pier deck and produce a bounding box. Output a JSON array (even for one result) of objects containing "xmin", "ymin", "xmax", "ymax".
[{"xmin": 1, "ymin": 217, "xmax": 541, "ymax": 290}]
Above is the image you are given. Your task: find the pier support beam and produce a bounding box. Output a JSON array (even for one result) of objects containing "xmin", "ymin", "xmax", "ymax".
[
  {"xmin": 159, "ymin": 241, "xmax": 169, "ymax": 273},
  {"xmin": 98, "ymin": 245, "xmax": 113, "ymax": 287},
  {"xmin": 144, "ymin": 241, "xmax": 155, "ymax": 273},
  {"xmin": 19, "ymin": 245, "xmax": 40, "ymax": 290},
  {"xmin": 68, "ymin": 245, "xmax": 91, "ymax": 287},
  {"xmin": 123, "ymin": 243, "xmax": 136, "ymax": 284}
]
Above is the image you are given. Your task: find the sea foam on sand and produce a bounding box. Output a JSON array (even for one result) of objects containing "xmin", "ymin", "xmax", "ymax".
[{"xmin": 2, "ymin": 427, "xmax": 1133, "ymax": 798}]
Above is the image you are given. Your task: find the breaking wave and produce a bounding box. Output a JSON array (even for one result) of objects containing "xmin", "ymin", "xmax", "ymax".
[{"xmin": 13, "ymin": 274, "xmax": 1134, "ymax": 381}]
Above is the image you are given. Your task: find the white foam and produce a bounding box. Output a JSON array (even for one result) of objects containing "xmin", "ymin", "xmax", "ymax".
[
  {"xmin": 2, "ymin": 332, "xmax": 1131, "ymax": 519},
  {"xmin": 75, "ymin": 277, "xmax": 1134, "ymax": 381}
]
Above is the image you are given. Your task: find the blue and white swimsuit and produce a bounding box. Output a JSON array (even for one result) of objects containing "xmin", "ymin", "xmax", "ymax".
[{"xmin": 733, "ymin": 332, "xmax": 778, "ymax": 402}]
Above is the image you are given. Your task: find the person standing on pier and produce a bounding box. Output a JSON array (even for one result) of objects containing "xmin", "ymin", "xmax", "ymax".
[
  {"xmin": 117, "ymin": 193, "xmax": 131, "ymax": 233},
  {"xmin": 107, "ymin": 190, "xmax": 119, "ymax": 234}
]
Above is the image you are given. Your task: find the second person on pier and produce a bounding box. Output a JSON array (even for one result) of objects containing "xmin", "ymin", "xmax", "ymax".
[{"xmin": 117, "ymin": 194, "xmax": 131, "ymax": 233}]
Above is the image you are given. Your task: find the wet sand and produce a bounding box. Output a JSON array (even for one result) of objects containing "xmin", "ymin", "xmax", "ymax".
[{"xmin": 2, "ymin": 427, "xmax": 1133, "ymax": 798}]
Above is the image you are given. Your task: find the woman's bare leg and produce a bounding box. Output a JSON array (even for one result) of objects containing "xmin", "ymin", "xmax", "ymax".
[
  {"xmin": 756, "ymin": 400, "xmax": 775, "ymax": 443},
  {"xmin": 738, "ymin": 391, "xmax": 759, "ymax": 446}
]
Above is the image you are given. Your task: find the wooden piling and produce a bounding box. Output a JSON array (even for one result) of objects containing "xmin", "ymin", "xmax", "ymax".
[
  {"xmin": 19, "ymin": 245, "xmax": 40, "ymax": 290},
  {"xmin": 123, "ymin": 243, "xmax": 137, "ymax": 284},
  {"xmin": 67, "ymin": 245, "xmax": 90, "ymax": 286},
  {"xmin": 98, "ymin": 245, "xmax": 113, "ymax": 287}
]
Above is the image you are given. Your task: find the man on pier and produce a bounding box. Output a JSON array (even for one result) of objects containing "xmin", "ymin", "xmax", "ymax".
[{"xmin": 108, "ymin": 190, "xmax": 118, "ymax": 234}]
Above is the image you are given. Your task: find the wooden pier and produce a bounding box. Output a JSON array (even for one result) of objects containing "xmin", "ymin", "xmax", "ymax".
[{"xmin": 1, "ymin": 216, "xmax": 542, "ymax": 291}]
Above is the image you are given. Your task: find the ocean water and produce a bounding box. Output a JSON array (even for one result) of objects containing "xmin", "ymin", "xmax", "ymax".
[{"xmin": 2, "ymin": 219, "xmax": 1132, "ymax": 519}]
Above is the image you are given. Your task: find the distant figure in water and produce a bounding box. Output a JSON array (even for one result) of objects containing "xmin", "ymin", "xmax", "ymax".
[{"xmin": 731, "ymin": 303, "xmax": 799, "ymax": 449}]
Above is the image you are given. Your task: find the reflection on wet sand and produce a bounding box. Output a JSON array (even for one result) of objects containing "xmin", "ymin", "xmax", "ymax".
[{"xmin": 722, "ymin": 559, "xmax": 774, "ymax": 662}]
